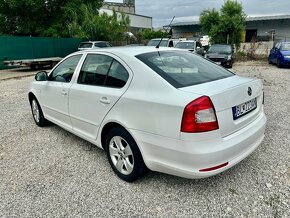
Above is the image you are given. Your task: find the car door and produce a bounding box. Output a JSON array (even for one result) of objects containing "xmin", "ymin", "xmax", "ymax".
[
  {"xmin": 270, "ymin": 43, "xmax": 280, "ymax": 63},
  {"xmin": 41, "ymin": 54, "xmax": 82, "ymax": 130},
  {"xmin": 68, "ymin": 53, "xmax": 131, "ymax": 141}
]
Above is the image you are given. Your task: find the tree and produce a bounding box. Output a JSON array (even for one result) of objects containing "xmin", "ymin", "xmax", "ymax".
[
  {"xmin": 200, "ymin": 9, "xmax": 220, "ymax": 34},
  {"xmin": 199, "ymin": 0, "xmax": 246, "ymax": 48},
  {"xmin": 68, "ymin": 6, "xmax": 130, "ymax": 41},
  {"xmin": 0, "ymin": 0, "xmax": 104, "ymax": 37},
  {"xmin": 140, "ymin": 29, "xmax": 167, "ymax": 40}
]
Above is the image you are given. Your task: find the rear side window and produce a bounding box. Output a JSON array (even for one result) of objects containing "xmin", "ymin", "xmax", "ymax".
[{"xmin": 136, "ymin": 51, "xmax": 233, "ymax": 88}]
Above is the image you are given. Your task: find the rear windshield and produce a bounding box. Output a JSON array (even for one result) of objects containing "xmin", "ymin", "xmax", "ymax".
[
  {"xmin": 94, "ymin": 42, "xmax": 111, "ymax": 48},
  {"xmin": 79, "ymin": 43, "xmax": 93, "ymax": 48},
  {"xmin": 136, "ymin": 51, "xmax": 234, "ymax": 88},
  {"xmin": 208, "ymin": 45, "xmax": 232, "ymax": 54},
  {"xmin": 175, "ymin": 42, "xmax": 195, "ymax": 49},
  {"xmin": 147, "ymin": 39, "xmax": 168, "ymax": 47}
]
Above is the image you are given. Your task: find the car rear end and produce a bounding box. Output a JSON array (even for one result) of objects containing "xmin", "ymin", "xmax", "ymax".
[
  {"xmin": 133, "ymin": 49, "xmax": 266, "ymax": 178},
  {"xmin": 205, "ymin": 44, "xmax": 233, "ymax": 68}
]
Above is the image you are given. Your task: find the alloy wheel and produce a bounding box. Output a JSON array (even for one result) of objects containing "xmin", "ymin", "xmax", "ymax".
[
  {"xmin": 109, "ymin": 136, "xmax": 134, "ymax": 175},
  {"xmin": 32, "ymin": 99, "xmax": 40, "ymax": 123}
]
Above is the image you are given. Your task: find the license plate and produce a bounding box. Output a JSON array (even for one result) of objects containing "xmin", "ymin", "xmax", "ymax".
[
  {"xmin": 215, "ymin": 62, "xmax": 221, "ymax": 65},
  {"xmin": 232, "ymin": 98, "xmax": 257, "ymax": 120}
]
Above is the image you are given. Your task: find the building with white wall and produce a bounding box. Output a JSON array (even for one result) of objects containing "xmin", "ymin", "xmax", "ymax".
[{"xmin": 101, "ymin": 0, "xmax": 152, "ymax": 32}]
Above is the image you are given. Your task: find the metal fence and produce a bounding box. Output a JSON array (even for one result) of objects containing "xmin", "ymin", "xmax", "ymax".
[{"xmin": 0, "ymin": 36, "xmax": 83, "ymax": 69}]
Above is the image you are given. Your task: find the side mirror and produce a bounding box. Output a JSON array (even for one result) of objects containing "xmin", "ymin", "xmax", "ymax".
[{"xmin": 35, "ymin": 71, "xmax": 48, "ymax": 81}]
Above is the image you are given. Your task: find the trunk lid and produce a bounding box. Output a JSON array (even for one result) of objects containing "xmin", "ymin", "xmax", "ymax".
[{"xmin": 179, "ymin": 75, "xmax": 264, "ymax": 137}]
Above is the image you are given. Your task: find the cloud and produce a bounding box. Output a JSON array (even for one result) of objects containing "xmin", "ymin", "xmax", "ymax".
[{"xmin": 135, "ymin": 0, "xmax": 290, "ymax": 27}]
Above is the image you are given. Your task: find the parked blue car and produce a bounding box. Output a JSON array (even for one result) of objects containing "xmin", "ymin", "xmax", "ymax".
[{"xmin": 268, "ymin": 42, "xmax": 290, "ymax": 68}]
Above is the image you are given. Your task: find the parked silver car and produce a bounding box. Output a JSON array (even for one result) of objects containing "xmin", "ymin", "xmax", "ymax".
[{"xmin": 175, "ymin": 40, "xmax": 205, "ymax": 56}]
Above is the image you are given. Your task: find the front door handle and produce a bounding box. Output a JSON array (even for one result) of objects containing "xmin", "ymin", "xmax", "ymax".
[{"xmin": 100, "ymin": 97, "xmax": 111, "ymax": 104}]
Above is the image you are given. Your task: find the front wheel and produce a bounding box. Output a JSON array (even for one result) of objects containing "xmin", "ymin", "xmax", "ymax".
[
  {"xmin": 105, "ymin": 128, "xmax": 147, "ymax": 182},
  {"xmin": 277, "ymin": 59, "xmax": 282, "ymax": 68},
  {"xmin": 30, "ymin": 98, "xmax": 48, "ymax": 127}
]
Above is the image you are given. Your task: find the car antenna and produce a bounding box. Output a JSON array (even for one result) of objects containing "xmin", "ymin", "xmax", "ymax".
[{"xmin": 156, "ymin": 16, "xmax": 175, "ymax": 49}]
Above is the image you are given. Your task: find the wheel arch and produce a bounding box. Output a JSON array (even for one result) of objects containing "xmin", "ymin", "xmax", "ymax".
[
  {"xmin": 28, "ymin": 92, "xmax": 36, "ymax": 103},
  {"xmin": 100, "ymin": 122, "xmax": 127, "ymax": 150}
]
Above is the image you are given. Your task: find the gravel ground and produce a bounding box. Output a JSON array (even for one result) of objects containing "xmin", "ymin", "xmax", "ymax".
[{"xmin": 0, "ymin": 61, "xmax": 289, "ymax": 217}]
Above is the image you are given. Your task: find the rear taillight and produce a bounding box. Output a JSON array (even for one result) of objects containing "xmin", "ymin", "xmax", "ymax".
[{"xmin": 181, "ymin": 96, "xmax": 219, "ymax": 133}]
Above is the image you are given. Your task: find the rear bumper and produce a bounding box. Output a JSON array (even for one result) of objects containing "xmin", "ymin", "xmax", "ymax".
[
  {"xmin": 131, "ymin": 112, "xmax": 266, "ymax": 179},
  {"xmin": 208, "ymin": 58, "xmax": 232, "ymax": 67}
]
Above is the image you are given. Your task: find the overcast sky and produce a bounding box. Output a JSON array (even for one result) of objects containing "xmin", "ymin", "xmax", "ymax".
[{"xmin": 105, "ymin": 0, "xmax": 290, "ymax": 27}]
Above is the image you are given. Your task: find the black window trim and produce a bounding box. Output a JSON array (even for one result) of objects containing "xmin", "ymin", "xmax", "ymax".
[{"xmin": 77, "ymin": 53, "xmax": 129, "ymax": 89}]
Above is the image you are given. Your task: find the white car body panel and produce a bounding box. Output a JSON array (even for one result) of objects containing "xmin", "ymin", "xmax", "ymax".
[
  {"xmin": 41, "ymin": 81, "xmax": 72, "ymax": 130},
  {"xmin": 29, "ymin": 46, "xmax": 267, "ymax": 179}
]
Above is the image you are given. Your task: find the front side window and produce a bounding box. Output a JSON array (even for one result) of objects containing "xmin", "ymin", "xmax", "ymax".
[
  {"xmin": 78, "ymin": 54, "xmax": 129, "ymax": 88},
  {"xmin": 136, "ymin": 51, "xmax": 234, "ymax": 88},
  {"xmin": 49, "ymin": 55, "xmax": 82, "ymax": 82}
]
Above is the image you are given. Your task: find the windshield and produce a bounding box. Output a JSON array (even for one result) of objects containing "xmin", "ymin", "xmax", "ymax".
[
  {"xmin": 281, "ymin": 43, "xmax": 290, "ymax": 51},
  {"xmin": 175, "ymin": 42, "xmax": 195, "ymax": 49},
  {"xmin": 208, "ymin": 45, "xmax": 232, "ymax": 54},
  {"xmin": 136, "ymin": 51, "xmax": 233, "ymax": 88},
  {"xmin": 147, "ymin": 39, "xmax": 168, "ymax": 47}
]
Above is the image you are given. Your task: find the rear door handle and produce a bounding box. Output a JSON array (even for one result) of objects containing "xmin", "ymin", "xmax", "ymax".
[
  {"xmin": 100, "ymin": 97, "xmax": 111, "ymax": 104},
  {"xmin": 61, "ymin": 90, "xmax": 67, "ymax": 96}
]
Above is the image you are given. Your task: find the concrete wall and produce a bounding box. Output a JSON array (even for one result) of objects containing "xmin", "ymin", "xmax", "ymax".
[{"xmin": 239, "ymin": 41, "xmax": 274, "ymax": 55}]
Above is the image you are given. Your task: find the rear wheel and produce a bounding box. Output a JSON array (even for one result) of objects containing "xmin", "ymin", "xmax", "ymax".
[
  {"xmin": 30, "ymin": 98, "xmax": 48, "ymax": 127},
  {"xmin": 105, "ymin": 127, "xmax": 147, "ymax": 182}
]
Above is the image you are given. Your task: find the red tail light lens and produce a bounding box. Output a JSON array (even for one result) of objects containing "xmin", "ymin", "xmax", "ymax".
[{"xmin": 181, "ymin": 96, "xmax": 219, "ymax": 133}]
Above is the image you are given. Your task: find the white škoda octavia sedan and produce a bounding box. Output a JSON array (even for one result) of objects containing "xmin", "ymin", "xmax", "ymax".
[{"xmin": 28, "ymin": 47, "xmax": 266, "ymax": 182}]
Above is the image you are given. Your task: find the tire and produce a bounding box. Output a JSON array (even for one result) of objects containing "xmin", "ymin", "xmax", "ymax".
[
  {"xmin": 30, "ymin": 98, "xmax": 48, "ymax": 127},
  {"xmin": 105, "ymin": 127, "xmax": 147, "ymax": 182},
  {"xmin": 268, "ymin": 57, "xmax": 272, "ymax": 64},
  {"xmin": 277, "ymin": 59, "xmax": 282, "ymax": 68}
]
